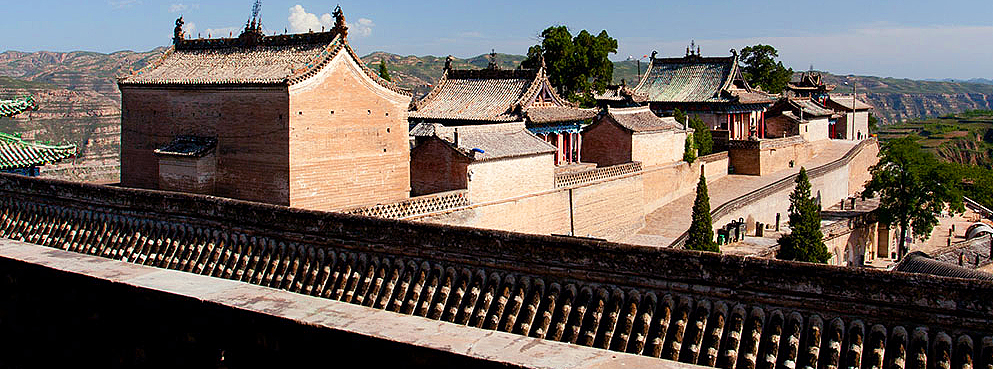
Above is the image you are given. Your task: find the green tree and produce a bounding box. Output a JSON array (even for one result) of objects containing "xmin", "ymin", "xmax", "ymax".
[
  {"xmin": 522, "ymin": 26, "xmax": 618, "ymax": 107},
  {"xmin": 683, "ymin": 133, "xmax": 697, "ymax": 163},
  {"xmin": 673, "ymin": 108, "xmax": 687, "ymax": 126},
  {"xmin": 861, "ymin": 137, "xmax": 964, "ymax": 258},
  {"xmin": 777, "ymin": 167, "xmax": 830, "ymax": 263},
  {"xmin": 688, "ymin": 115, "xmax": 713, "ymax": 156},
  {"xmin": 868, "ymin": 113, "xmax": 879, "ymax": 133},
  {"xmin": 739, "ymin": 45, "xmax": 793, "ymax": 94},
  {"xmin": 687, "ymin": 172, "xmax": 719, "ymax": 252},
  {"xmin": 378, "ymin": 61, "xmax": 392, "ymax": 82}
]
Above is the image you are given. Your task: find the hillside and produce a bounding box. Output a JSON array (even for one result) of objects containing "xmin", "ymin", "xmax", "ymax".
[
  {"xmin": 2, "ymin": 47, "xmax": 991, "ymax": 182},
  {"xmin": 877, "ymin": 110, "xmax": 993, "ymax": 168}
]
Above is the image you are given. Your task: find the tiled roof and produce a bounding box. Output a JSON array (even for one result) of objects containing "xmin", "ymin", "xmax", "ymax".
[
  {"xmin": 791, "ymin": 99, "xmax": 835, "ymax": 117},
  {"xmin": 153, "ymin": 136, "xmax": 217, "ymax": 158},
  {"xmin": 409, "ymin": 122, "xmax": 437, "ymax": 137},
  {"xmin": 0, "ymin": 132, "xmax": 76, "ymax": 170},
  {"xmin": 410, "ymin": 65, "xmax": 590, "ymax": 124},
  {"xmin": 119, "ymin": 27, "xmax": 406, "ymax": 94},
  {"xmin": 431, "ymin": 127, "xmax": 555, "ymax": 161},
  {"xmin": 787, "ymin": 72, "xmax": 835, "ymax": 91},
  {"xmin": 0, "ymin": 97, "xmax": 38, "ymax": 118},
  {"xmin": 895, "ymin": 251, "xmax": 993, "ymax": 281},
  {"xmin": 732, "ymin": 89, "xmax": 777, "ymax": 104},
  {"xmin": 525, "ymin": 106, "xmax": 597, "ymax": 124},
  {"xmin": 633, "ymin": 55, "xmax": 739, "ymax": 103},
  {"xmin": 593, "ymin": 84, "xmax": 648, "ymax": 103},
  {"xmin": 827, "ymin": 96, "xmax": 873, "ymax": 110},
  {"xmin": 601, "ymin": 106, "xmax": 683, "ymax": 133}
]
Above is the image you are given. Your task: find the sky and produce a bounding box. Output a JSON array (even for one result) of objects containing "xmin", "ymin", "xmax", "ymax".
[{"xmin": 1, "ymin": 0, "xmax": 991, "ymax": 80}]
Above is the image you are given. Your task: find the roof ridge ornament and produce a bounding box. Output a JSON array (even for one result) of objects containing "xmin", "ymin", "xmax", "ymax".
[
  {"xmin": 173, "ymin": 17, "xmax": 185, "ymax": 45},
  {"xmin": 333, "ymin": 5, "xmax": 348, "ymax": 37},
  {"xmin": 488, "ymin": 49, "xmax": 499, "ymax": 70},
  {"xmin": 444, "ymin": 55, "xmax": 453, "ymax": 71}
]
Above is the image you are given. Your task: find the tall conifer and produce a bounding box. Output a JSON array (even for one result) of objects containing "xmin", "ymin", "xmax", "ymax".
[
  {"xmin": 777, "ymin": 167, "xmax": 830, "ymax": 263},
  {"xmin": 378, "ymin": 61, "xmax": 392, "ymax": 82},
  {"xmin": 687, "ymin": 172, "xmax": 718, "ymax": 252}
]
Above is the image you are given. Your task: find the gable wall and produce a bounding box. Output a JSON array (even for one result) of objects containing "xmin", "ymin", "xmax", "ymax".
[
  {"xmin": 410, "ymin": 139, "xmax": 470, "ymax": 196},
  {"xmin": 632, "ymin": 130, "xmax": 687, "ymax": 167},
  {"xmin": 120, "ymin": 86, "xmax": 291, "ymax": 205},
  {"xmin": 580, "ymin": 118, "xmax": 632, "ymax": 167},
  {"xmin": 288, "ymin": 51, "xmax": 411, "ymax": 211}
]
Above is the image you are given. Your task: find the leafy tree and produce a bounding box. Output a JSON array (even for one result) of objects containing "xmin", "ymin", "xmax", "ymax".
[
  {"xmin": 689, "ymin": 115, "xmax": 713, "ymax": 156},
  {"xmin": 955, "ymin": 163, "xmax": 993, "ymax": 210},
  {"xmin": 777, "ymin": 167, "xmax": 830, "ymax": 263},
  {"xmin": 683, "ymin": 133, "xmax": 697, "ymax": 163},
  {"xmin": 378, "ymin": 61, "xmax": 392, "ymax": 82},
  {"xmin": 739, "ymin": 45, "xmax": 793, "ymax": 94},
  {"xmin": 861, "ymin": 137, "xmax": 964, "ymax": 258},
  {"xmin": 522, "ymin": 26, "xmax": 618, "ymax": 107},
  {"xmin": 687, "ymin": 172, "xmax": 718, "ymax": 252},
  {"xmin": 868, "ymin": 113, "xmax": 879, "ymax": 133}
]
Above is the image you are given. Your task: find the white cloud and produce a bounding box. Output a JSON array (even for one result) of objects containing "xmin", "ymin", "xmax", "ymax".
[
  {"xmin": 169, "ymin": 3, "xmax": 199, "ymax": 13},
  {"xmin": 350, "ymin": 18, "xmax": 375, "ymax": 37},
  {"xmin": 109, "ymin": 0, "xmax": 140, "ymax": 9},
  {"xmin": 288, "ymin": 5, "xmax": 333, "ymax": 33},
  {"xmin": 287, "ymin": 5, "xmax": 374, "ymax": 37}
]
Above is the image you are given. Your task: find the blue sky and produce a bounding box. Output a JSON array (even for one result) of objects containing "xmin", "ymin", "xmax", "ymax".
[{"xmin": 1, "ymin": 0, "xmax": 991, "ymax": 80}]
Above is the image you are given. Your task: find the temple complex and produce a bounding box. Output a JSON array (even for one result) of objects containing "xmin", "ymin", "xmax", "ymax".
[
  {"xmin": 0, "ymin": 97, "xmax": 76, "ymax": 176},
  {"xmin": 786, "ymin": 71, "xmax": 835, "ymax": 103},
  {"xmin": 409, "ymin": 56, "xmax": 597, "ymax": 166},
  {"xmin": 629, "ymin": 45, "xmax": 776, "ymax": 141},
  {"xmin": 118, "ymin": 8, "xmax": 411, "ymax": 211}
]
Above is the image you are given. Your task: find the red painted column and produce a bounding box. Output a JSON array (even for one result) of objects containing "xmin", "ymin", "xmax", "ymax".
[
  {"xmin": 574, "ymin": 132, "xmax": 582, "ymax": 163},
  {"xmin": 759, "ymin": 111, "xmax": 765, "ymax": 138}
]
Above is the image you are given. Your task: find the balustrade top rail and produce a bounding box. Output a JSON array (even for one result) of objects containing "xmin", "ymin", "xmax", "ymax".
[
  {"xmin": 554, "ymin": 162, "xmax": 642, "ymax": 188},
  {"xmin": 343, "ymin": 190, "xmax": 469, "ymax": 219}
]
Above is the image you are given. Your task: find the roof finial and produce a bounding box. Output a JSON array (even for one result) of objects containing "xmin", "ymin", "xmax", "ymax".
[
  {"xmin": 651, "ymin": 50, "xmax": 657, "ymax": 59},
  {"xmin": 248, "ymin": 0, "xmax": 262, "ymax": 32},
  {"xmin": 173, "ymin": 16, "xmax": 185, "ymax": 44},
  {"xmin": 488, "ymin": 49, "xmax": 499, "ymax": 69},
  {"xmin": 445, "ymin": 55, "xmax": 453, "ymax": 71},
  {"xmin": 333, "ymin": 5, "xmax": 348, "ymax": 37}
]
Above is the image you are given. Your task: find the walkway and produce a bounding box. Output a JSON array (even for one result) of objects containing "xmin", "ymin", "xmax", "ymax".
[{"xmin": 624, "ymin": 140, "xmax": 858, "ymax": 247}]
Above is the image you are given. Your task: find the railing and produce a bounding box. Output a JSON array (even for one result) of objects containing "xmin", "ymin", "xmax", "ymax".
[
  {"xmin": 554, "ymin": 162, "xmax": 642, "ymax": 188},
  {"xmin": 672, "ymin": 138, "xmax": 877, "ymax": 247},
  {"xmin": 342, "ymin": 190, "xmax": 469, "ymax": 219}
]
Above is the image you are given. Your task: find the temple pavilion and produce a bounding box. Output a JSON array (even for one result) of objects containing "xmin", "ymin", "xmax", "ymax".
[
  {"xmin": 786, "ymin": 72, "xmax": 836, "ymax": 104},
  {"xmin": 627, "ymin": 46, "xmax": 775, "ymax": 141},
  {"xmin": 117, "ymin": 7, "xmax": 412, "ymax": 211},
  {"xmin": 0, "ymin": 96, "xmax": 76, "ymax": 176},
  {"xmin": 409, "ymin": 56, "xmax": 597, "ymax": 166}
]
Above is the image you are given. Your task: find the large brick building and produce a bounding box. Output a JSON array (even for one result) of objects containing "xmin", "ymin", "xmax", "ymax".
[
  {"xmin": 118, "ymin": 8, "xmax": 411, "ymax": 211},
  {"xmin": 628, "ymin": 47, "xmax": 775, "ymax": 141}
]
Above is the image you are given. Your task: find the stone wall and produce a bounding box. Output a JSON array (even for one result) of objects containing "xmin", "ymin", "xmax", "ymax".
[
  {"xmin": 119, "ymin": 86, "xmax": 291, "ymax": 205},
  {"xmin": 467, "ymin": 153, "xmax": 556, "ymax": 204},
  {"xmin": 641, "ymin": 152, "xmax": 729, "ymax": 213},
  {"xmin": 287, "ymin": 51, "xmax": 411, "ymax": 211},
  {"xmin": 632, "ymin": 130, "xmax": 688, "ymax": 167},
  {"xmin": 728, "ymin": 137, "xmax": 813, "ymax": 176},
  {"xmin": 1, "ymin": 171, "xmax": 990, "ymax": 369}
]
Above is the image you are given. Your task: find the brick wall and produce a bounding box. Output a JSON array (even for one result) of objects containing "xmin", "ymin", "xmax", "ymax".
[
  {"xmin": 632, "ymin": 130, "xmax": 687, "ymax": 167},
  {"xmin": 158, "ymin": 152, "xmax": 216, "ymax": 194},
  {"xmin": 467, "ymin": 154, "xmax": 555, "ymax": 203},
  {"xmin": 287, "ymin": 52, "xmax": 411, "ymax": 211},
  {"xmin": 801, "ymin": 116, "xmax": 830, "ymax": 142},
  {"xmin": 580, "ymin": 120, "xmax": 631, "ymax": 167},
  {"xmin": 120, "ymin": 86, "xmax": 291, "ymax": 205},
  {"xmin": 571, "ymin": 173, "xmax": 645, "ymax": 238},
  {"xmin": 410, "ymin": 138, "xmax": 470, "ymax": 196}
]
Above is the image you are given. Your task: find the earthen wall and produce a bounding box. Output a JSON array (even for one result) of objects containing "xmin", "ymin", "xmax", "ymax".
[
  {"xmin": 467, "ymin": 154, "xmax": 555, "ymax": 203},
  {"xmin": 410, "ymin": 139, "xmax": 470, "ymax": 196},
  {"xmin": 632, "ymin": 130, "xmax": 686, "ymax": 167},
  {"xmin": 120, "ymin": 86, "xmax": 291, "ymax": 205},
  {"xmin": 287, "ymin": 52, "xmax": 411, "ymax": 211},
  {"xmin": 580, "ymin": 120, "xmax": 632, "ymax": 167}
]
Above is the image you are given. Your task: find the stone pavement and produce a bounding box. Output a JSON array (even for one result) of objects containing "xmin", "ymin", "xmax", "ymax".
[{"xmin": 625, "ymin": 140, "xmax": 858, "ymax": 247}]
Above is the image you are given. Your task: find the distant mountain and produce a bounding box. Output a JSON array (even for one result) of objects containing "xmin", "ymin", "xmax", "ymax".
[
  {"xmin": 924, "ymin": 78, "xmax": 993, "ymax": 85},
  {"xmin": 2, "ymin": 47, "xmax": 992, "ymax": 182}
]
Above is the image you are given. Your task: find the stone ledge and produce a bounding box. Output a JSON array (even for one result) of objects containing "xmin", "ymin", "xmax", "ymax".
[{"xmin": 0, "ymin": 238, "xmax": 692, "ymax": 369}]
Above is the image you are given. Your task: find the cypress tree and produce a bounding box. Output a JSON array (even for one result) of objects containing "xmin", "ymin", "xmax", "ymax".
[
  {"xmin": 689, "ymin": 115, "xmax": 713, "ymax": 156},
  {"xmin": 673, "ymin": 108, "xmax": 687, "ymax": 126},
  {"xmin": 687, "ymin": 172, "xmax": 718, "ymax": 252},
  {"xmin": 777, "ymin": 167, "xmax": 830, "ymax": 263},
  {"xmin": 683, "ymin": 133, "xmax": 697, "ymax": 163},
  {"xmin": 379, "ymin": 61, "xmax": 392, "ymax": 82}
]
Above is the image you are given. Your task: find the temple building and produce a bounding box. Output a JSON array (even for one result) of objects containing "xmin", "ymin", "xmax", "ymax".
[
  {"xmin": 581, "ymin": 106, "xmax": 690, "ymax": 167},
  {"xmin": 785, "ymin": 72, "xmax": 835, "ymax": 103},
  {"xmin": 825, "ymin": 95, "xmax": 873, "ymax": 140},
  {"xmin": 409, "ymin": 122, "xmax": 555, "ymax": 201},
  {"xmin": 764, "ymin": 98, "xmax": 835, "ymax": 141},
  {"xmin": 118, "ymin": 7, "xmax": 412, "ymax": 211},
  {"xmin": 628, "ymin": 46, "xmax": 775, "ymax": 142},
  {"xmin": 0, "ymin": 97, "xmax": 76, "ymax": 176},
  {"xmin": 408, "ymin": 56, "xmax": 597, "ymax": 166}
]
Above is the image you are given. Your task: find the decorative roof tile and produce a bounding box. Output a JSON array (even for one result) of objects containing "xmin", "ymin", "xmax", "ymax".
[
  {"xmin": 593, "ymin": 84, "xmax": 648, "ymax": 103},
  {"xmin": 895, "ymin": 251, "xmax": 993, "ymax": 281},
  {"xmin": 600, "ymin": 106, "xmax": 683, "ymax": 133},
  {"xmin": 633, "ymin": 55, "xmax": 738, "ymax": 103},
  {"xmin": 426, "ymin": 124, "xmax": 555, "ymax": 161},
  {"xmin": 0, "ymin": 97, "xmax": 38, "ymax": 118},
  {"xmin": 119, "ymin": 12, "xmax": 407, "ymax": 95},
  {"xmin": 0, "ymin": 132, "xmax": 76, "ymax": 170},
  {"xmin": 410, "ymin": 64, "xmax": 590, "ymax": 124}
]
